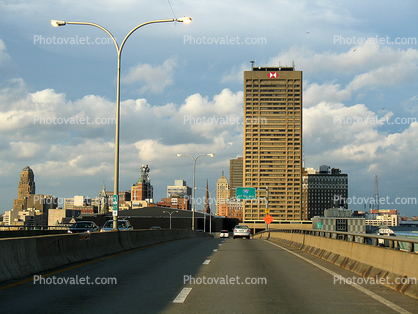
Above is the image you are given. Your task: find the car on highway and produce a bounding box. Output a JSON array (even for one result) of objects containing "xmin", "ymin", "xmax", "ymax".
[
  {"xmin": 233, "ymin": 225, "xmax": 251, "ymax": 239},
  {"xmin": 150, "ymin": 226, "xmax": 161, "ymax": 230},
  {"xmin": 100, "ymin": 219, "xmax": 133, "ymax": 232},
  {"xmin": 67, "ymin": 221, "xmax": 100, "ymax": 234},
  {"xmin": 220, "ymin": 230, "xmax": 229, "ymax": 238}
]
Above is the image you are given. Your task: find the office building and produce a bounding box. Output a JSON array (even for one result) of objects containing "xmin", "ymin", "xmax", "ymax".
[
  {"xmin": 167, "ymin": 180, "xmax": 192, "ymax": 199},
  {"xmin": 229, "ymin": 157, "xmax": 243, "ymax": 199},
  {"xmin": 13, "ymin": 166, "xmax": 36, "ymax": 211},
  {"xmin": 159, "ymin": 197, "xmax": 190, "ymax": 211},
  {"xmin": 312, "ymin": 208, "xmax": 365, "ymax": 233},
  {"xmin": 9, "ymin": 166, "xmax": 56, "ymax": 225},
  {"xmin": 162, "ymin": 180, "xmax": 192, "ymax": 211},
  {"xmin": 243, "ymin": 66, "xmax": 302, "ymax": 222},
  {"xmin": 131, "ymin": 165, "xmax": 153, "ymax": 202},
  {"xmin": 366, "ymin": 209, "xmax": 399, "ymax": 227},
  {"xmin": 304, "ymin": 165, "xmax": 348, "ymax": 220}
]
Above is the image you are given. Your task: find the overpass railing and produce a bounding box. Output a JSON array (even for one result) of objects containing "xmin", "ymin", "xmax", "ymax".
[
  {"xmin": 0, "ymin": 225, "xmax": 71, "ymax": 231},
  {"xmin": 254, "ymin": 229, "xmax": 418, "ymax": 253}
]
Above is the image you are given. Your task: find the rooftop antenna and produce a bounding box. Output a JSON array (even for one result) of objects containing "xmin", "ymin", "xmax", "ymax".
[
  {"xmin": 373, "ymin": 175, "xmax": 379, "ymax": 210},
  {"xmin": 292, "ymin": 61, "xmax": 295, "ymax": 70},
  {"xmin": 250, "ymin": 60, "xmax": 255, "ymax": 70}
]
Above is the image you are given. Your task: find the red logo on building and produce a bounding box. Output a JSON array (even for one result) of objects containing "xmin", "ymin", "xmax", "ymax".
[{"xmin": 269, "ymin": 72, "xmax": 278, "ymax": 78}]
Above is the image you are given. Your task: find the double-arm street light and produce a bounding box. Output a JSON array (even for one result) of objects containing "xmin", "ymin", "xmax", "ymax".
[
  {"xmin": 177, "ymin": 153, "xmax": 214, "ymax": 230},
  {"xmin": 195, "ymin": 187, "xmax": 217, "ymax": 234},
  {"xmin": 163, "ymin": 210, "xmax": 178, "ymax": 229},
  {"xmin": 51, "ymin": 17, "xmax": 192, "ymax": 230}
]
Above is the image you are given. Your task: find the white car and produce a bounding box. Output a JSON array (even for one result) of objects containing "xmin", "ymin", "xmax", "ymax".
[
  {"xmin": 220, "ymin": 230, "xmax": 229, "ymax": 238},
  {"xmin": 233, "ymin": 225, "xmax": 251, "ymax": 239}
]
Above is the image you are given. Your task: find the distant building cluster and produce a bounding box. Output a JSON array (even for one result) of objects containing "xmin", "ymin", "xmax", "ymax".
[
  {"xmin": 159, "ymin": 180, "xmax": 192, "ymax": 211},
  {"xmin": 3, "ymin": 66, "xmax": 411, "ymax": 231},
  {"xmin": 4, "ymin": 166, "xmax": 57, "ymax": 227}
]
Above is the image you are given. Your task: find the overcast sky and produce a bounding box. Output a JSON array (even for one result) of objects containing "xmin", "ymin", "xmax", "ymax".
[{"xmin": 1, "ymin": 0, "xmax": 418, "ymax": 217}]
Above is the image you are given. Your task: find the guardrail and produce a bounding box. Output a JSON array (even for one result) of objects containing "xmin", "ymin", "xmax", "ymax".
[
  {"xmin": 0, "ymin": 225, "xmax": 71, "ymax": 231},
  {"xmin": 254, "ymin": 229, "xmax": 418, "ymax": 253},
  {"xmin": 254, "ymin": 228, "xmax": 418, "ymax": 299}
]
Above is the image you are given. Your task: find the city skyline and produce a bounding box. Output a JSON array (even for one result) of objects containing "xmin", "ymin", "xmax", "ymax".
[{"xmin": 1, "ymin": 1, "xmax": 418, "ymax": 217}]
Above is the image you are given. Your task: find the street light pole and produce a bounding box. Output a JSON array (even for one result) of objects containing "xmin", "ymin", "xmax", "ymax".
[
  {"xmin": 195, "ymin": 187, "xmax": 217, "ymax": 234},
  {"xmin": 51, "ymin": 17, "xmax": 192, "ymax": 230},
  {"xmin": 177, "ymin": 153, "xmax": 214, "ymax": 230},
  {"xmin": 163, "ymin": 210, "xmax": 178, "ymax": 229}
]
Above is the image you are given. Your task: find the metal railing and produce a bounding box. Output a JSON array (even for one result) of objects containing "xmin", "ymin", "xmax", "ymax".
[
  {"xmin": 0, "ymin": 225, "xmax": 71, "ymax": 231},
  {"xmin": 254, "ymin": 229, "xmax": 418, "ymax": 253}
]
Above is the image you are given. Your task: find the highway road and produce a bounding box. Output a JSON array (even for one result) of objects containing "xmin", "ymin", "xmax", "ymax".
[{"xmin": 1, "ymin": 236, "xmax": 418, "ymax": 313}]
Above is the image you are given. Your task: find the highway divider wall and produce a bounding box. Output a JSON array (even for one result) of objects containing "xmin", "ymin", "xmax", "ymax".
[
  {"xmin": 0, "ymin": 230, "xmax": 67, "ymax": 238},
  {"xmin": 0, "ymin": 230, "xmax": 212, "ymax": 283},
  {"xmin": 256, "ymin": 231, "xmax": 418, "ymax": 300}
]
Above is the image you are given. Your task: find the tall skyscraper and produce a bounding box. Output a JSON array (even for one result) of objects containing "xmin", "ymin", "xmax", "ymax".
[
  {"xmin": 243, "ymin": 66, "xmax": 302, "ymax": 222},
  {"xmin": 229, "ymin": 157, "xmax": 243, "ymax": 199},
  {"xmin": 216, "ymin": 171, "xmax": 230, "ymax": 215},
  {"xmin": 13, "ymin": 166, "xmax": 36, "ymax": 210}
]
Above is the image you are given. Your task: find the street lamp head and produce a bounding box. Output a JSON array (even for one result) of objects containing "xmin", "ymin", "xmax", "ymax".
[
  {"xmin": 208, "ymin": 154, "xmax": 215, "ymax": 157},
  {"xmin": 51, "ymin": 20, "xmax": 66, "ymax": 27},
  {"xmin": 177, "ymin": 153, "xmax": 183, "ymax": 157},
  {"xmin": 176, "ymin": 16, "xmax": 192, "ymax": 24}
]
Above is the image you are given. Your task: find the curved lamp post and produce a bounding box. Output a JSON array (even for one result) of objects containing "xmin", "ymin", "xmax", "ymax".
[
  {"xmin": 163, "ymin": 210, "xmax": 178, "ymax": 229},
  {"xmin": 177, "ymin": 153, "xmax": 214, "ymax": 230},
  {"xmin": 195, "ymin": 187, "xmax": 216, "ymax": 234},
  {"xmin": 51, "ymin": 17, "xmax": 192, "ymax": 230}
]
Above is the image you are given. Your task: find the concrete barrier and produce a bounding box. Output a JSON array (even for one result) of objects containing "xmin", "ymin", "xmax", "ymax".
[
  {"xmin": 0, "ymin": 229, "xmax": 211, "ymax": 283},
  {"xmin": 258, "ymin": 231, "xmax": 418, "ymax": 300},
  {"xmin": 0, "ymin": 230, "xmax": 67, "ymax": 238}
]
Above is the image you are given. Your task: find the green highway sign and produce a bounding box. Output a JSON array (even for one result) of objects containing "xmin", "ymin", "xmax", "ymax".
[
  {"xmin": 113, "ymin": 195, "xmax": 118, "ymax": 211},
  {"xmin": 236, "ymin": 187, "xmax": 256, "ymax": 200}
]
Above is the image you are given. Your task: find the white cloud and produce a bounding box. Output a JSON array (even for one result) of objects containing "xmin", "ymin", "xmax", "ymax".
[
  {"xmin": 121, "ymin": 57, "xmax": 178, "ymax": 93},
  {"xmin": 0, "ymin": 39, "xmax": 11, "ymax": 66},
  {"xmin": 221, "ymin": 62, "xmax": 249, "ymax": 84},
  {"xmin": 268, "ymin": 40, "xmax": 418, "ymax": 82},
  {"xmin": 177, "ymin": 88, "xmax": 243, "ymax": 138},
  {"xmin": 304, "ymin": 82, "xmax": 351, "ymax": 107},
  {"xmin": 2, "ymin": 0, "xmax": 418, "ymax": 216}
]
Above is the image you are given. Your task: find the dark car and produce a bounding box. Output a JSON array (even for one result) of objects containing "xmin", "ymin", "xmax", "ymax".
[{"xmin": 68, "ymin": 221, "xmax": 100, "ymax": 233}]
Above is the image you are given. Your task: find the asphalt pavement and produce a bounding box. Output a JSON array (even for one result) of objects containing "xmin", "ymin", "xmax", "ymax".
[{"xmin": 1, "ymin": 236, "xmax": 417, "ymax": 314}]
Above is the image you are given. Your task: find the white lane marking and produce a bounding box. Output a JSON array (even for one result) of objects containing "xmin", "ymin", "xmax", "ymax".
[
  {"xmin": 173, "ymin": 287, "xmax": 192, "ymax": 303},
  {"xmin": 203, "ymin": 259, "xmax": 211, "ymax": 265},
  {"xmin": 264, "ymin": 240, "xmax": 412, "ymax": 314},
  {"xmin": 213, "ymin": 249, "xmax": 218, "ymax": 252}
]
